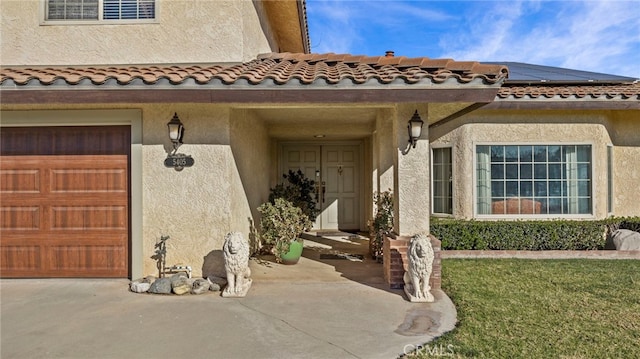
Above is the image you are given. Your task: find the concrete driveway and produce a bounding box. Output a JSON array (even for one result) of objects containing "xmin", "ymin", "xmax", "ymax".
[{"xmin": 1, "ymin": 235, "xmax": 456, "ymax": 359}]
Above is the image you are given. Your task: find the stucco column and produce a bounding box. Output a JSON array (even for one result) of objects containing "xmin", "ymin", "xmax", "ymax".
[
  {"xmin": 394, "ymin": 104, "xmax": 430, "ymax": 236},
  {"xmin": 377, "ymin": 108, "xmax": 396, "ymax": 193}
]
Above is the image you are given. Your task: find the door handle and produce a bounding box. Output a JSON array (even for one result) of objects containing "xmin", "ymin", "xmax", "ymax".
[{"xmin": 322, "ymin": 181, "xmax": 326, "ymax": 203}]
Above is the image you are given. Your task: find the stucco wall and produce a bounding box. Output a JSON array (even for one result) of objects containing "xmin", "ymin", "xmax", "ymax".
[
  {"xmin": 229, "ymin": 109, "xmax": 271, "ymax": 253},
  {"xmin": 143, "ymin": 106, "xmax": 271, "ymax": 279},
  {"xmin": 140, "ymin": 104, "xmax": 237, "ymax": 278},
  {"xmin": 430, "ymin": 109, "xmax": 639, "ymax": 219},
  {"xmin": 0, "ymin": 0, "xmax": 273, "ymax": 65},
  {"xmin": 609, "ymin": 112, "xmax": 640, "ymax": 216},
  {"xmin": 395, "ymin": 104, "xmax": 430, "ymax": 235}
]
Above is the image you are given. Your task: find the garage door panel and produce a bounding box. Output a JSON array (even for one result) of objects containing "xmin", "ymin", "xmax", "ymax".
[
  {"xmin": 0, "ymin": 245, "xmax": 42, "ymax": 271},
  {"xmin": 0, "ymin": 126, "xmax": 130, "ymax": 278},
  {"xmin": 51, "ymin": 206, "xmax": 127, "ymax": 230},
  {"xmin": 48, "ymin": 244, "xmax": 127, "ymax": 272},
  {"xmin": 1, "ymin": 206, "xmax": 41, "ymax": 230},
  {"xmin": 0, "ymin": 169, "xmax": 42, "ymax": 194},
  {"xmin": 50, "ymin": 168, "xmax": 127, "ymax": 194}
]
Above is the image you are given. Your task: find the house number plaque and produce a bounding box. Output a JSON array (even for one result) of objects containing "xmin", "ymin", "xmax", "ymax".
[{"xmin": 164, "ymin": 154, "xmax": 195, "ymax": 171}]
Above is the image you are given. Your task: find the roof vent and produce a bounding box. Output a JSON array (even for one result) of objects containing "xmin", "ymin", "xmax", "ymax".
[{"xmin": 385, "ymin": 51, "xmax": 395, "ymax": 57}]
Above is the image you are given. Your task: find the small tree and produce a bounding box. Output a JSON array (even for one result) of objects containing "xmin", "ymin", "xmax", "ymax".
[{"xmin": 151, "ymin": 235, "xmax": 170, "ymax": 277}]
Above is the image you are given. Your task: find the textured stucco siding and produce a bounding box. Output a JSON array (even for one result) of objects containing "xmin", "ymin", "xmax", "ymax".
[
  {"xmin": 0, "ymin": 0, "xmax": 273, "ymax": 65},
  {"xmin": 395, "ymin": 104, "xmax": 430, "ymax": 235},
  {"xmin": 229, "ymin": 109, "xmax": 271, "ymax": 252},
  {"xmin": 140, "ymin": 104, "xmax": 236, "ymax": 278},
  {"xmin": 609, "ymin": 113, "xmax": 640, "ymax": 216},
  {"xmin": 430, "ymin": 109, "xmax": 639, "ymax": 219},
  {"xmin": 370, "ymin": 106, "xmax": 431, "ymax": 236},
  {"xmin": 141, "ymin": 105, "xmax": 271, "ymax": 278}
]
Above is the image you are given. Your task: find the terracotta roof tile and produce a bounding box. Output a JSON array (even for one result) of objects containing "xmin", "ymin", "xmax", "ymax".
[
  {"xmin": 0, "ymin": 52, "xmax": 508, "ymax": 88},
  {"xmin": 497, "ymin": 83, "xmax": 640, "ymax": 100},
  {"xmin": 3, "ymin": 53, "xmax": 637, "ymax": 103}
]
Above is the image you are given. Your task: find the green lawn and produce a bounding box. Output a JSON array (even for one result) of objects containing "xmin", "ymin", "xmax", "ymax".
[{"xmin": 408, "ymin": 259, "xmax": 640, "ymax": 358}]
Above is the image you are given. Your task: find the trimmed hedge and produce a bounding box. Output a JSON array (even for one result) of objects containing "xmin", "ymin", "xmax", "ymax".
[{"xmin": 431, "ymin": 217, "xmax": 640, "ymax": 251}]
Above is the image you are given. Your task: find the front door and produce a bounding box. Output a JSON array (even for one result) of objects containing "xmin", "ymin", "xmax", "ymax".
[{"xmin": 281, "ymin": 144, "xmax": 361, "ymax": 231}]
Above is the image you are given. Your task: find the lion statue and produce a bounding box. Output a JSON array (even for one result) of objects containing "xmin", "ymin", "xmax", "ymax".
[
  {"xmin": 222, "ymin": 232, "xmax": 252, "ymax": 298},
  {"xmin": 403, "ymin": 233, "xmax": 435, "ymax": 302}
]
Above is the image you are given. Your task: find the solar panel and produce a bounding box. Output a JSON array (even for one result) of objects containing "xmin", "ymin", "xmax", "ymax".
[{"xmin": 485, "ymin": 62, "xmax": 638, "ymax": 84}]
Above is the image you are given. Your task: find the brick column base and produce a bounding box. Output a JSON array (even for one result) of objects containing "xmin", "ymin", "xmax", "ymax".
[{"xmin": 383, "ymin": 234, "xmax": 441, "ymax": 290}]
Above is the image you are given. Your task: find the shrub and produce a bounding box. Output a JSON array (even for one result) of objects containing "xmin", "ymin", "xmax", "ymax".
[
  {"xmin": 368, "ymin": 189, "xmax": 393, "ymax": 260},
  {"xmin": 431, "ymin": 217, "xmax": 640, "ymax": 251},
  {"xmin": 268, "ymin": 170, "xmax": 319, "ymax": 224},
  {"xmin": 258, "ymin": 198, "xmax": 312, "ymax": 262}
]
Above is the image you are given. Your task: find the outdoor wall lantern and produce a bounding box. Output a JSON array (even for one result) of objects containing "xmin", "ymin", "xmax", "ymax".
[
  {"xmin": 167, "ymin": 112, "xmax": 184, "ymax": 154},
  {"xmin": 164, "ymin": 112, "xmax": 194, "ymax": 171},
  {"xmin": 407, "ymin": 110, "xmax": 424, "ymax": 152}
]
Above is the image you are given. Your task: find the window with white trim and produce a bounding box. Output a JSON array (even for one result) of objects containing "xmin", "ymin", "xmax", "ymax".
[
  {"xmin": 432, "ymin": 147, "xmax": 453, "ymax": 215},
  {"xmin": 476, "ymin": 145, "xmax": 592, "ymax": 216},
  {"xmin": 46, "ymin": 0, "xmax": 155, "ymax": 21}
]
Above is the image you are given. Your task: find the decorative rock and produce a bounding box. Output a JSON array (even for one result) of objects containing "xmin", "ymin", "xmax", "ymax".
[
  {"xmin": 191, "ymin": 278, "xmax": 210, "ymax": 295},
  {"xmin": 129, "ymin": 278, "xmax": 151, "ymax": 293},
  {"xmin": 171, "ymin": 274, "xmax": 191, "ymax": 295},
  {"xmin": 206, "ymin": 277, "xmax": 221, "ymax": 292},
  {"xmin": 221, "ymin": 232, "xmax": 252, "ymax": 298},
  {"xmin": 403, "ymin": 233, "xmax": 435, "ymax": 303},
  {"xmin": 612, "ymin": 229, "xmax": 640, "ymax": 250},
  {"xmin": 148, "ymin": 277, "xmax": 172, "ymax": 294}
]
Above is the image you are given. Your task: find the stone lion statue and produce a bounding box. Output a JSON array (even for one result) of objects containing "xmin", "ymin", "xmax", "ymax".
[
  {"xmin": 403, "ymin": 233, "xmax": 434, "ymax": 302},
  {"xmin": 222, "ymin": 232, "xmax": 252, "ymax": 298}
]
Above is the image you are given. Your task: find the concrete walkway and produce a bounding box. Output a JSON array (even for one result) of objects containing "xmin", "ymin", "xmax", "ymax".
[{"xmin": 1, "ymin": 234, "xmax": 457, "ymax": 359}]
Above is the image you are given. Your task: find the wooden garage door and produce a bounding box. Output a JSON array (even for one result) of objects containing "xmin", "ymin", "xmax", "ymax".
[{"xmin": 0, "ymin": 126, "xmax": 130, "ymax": 277}]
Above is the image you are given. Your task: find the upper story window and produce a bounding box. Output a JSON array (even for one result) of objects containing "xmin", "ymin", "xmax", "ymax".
[
  {"xmin": 476, "ymin": 144, "xmax": 592, "ymax": 216},
  {"xmin": 45, "ymin": 0, "xmax": 155, "ymax": 22}
]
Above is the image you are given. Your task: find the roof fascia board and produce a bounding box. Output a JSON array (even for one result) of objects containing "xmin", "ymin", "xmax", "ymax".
[{"xmin": 0, "ymin": 88, "xmax": 501, "ymax": 104}]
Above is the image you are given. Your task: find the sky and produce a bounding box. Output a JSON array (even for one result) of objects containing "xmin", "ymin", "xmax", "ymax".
[{"xmin": 306, "ymin": 0, "xmax": 640, "ymax": 78}]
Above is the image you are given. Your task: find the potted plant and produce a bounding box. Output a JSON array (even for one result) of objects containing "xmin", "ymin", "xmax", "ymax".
[
  {"xmin": 258, "ymin": 170, "xmax": 318, "ymax": 264},
  {"xmin": 368, "ymin": 189, "xmax": 393, "ymax": 261},
  {"xmin": 258, "ymin": 198, "xmax": 312, "ymax": 264}
]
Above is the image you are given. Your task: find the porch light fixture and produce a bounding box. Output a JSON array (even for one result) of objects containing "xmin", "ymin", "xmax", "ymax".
[
  {"xmin": 167, "ymin": 112, "xmax": 184, "ymax": 154},
  {"xmin": 164, "ymin": 113, "xmax": 194, "ymax": 171},
  {"xmin": 407, "ymin": 110, "xmax": 424, "ymax": 150}
]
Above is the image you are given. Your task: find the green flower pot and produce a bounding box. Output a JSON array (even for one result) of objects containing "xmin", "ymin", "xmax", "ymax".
[{"xmin": 280, "ymin": 239, "xmax": 303, "ymax": 265}]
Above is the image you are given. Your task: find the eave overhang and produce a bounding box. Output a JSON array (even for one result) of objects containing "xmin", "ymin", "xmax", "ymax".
[
  {"xmin": 261, "ymin": 0, "xmax": 310, "ymax": 53},
  {"xmin": 0, "ymin": 53, "xmax": 509, "ymax": 105},
  {"xmin": 486, "ymin": 83, "xmax": 640, "ymax": 110}
]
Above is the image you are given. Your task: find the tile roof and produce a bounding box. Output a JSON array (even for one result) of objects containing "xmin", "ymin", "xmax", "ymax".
[
  {"xmin": 3, "ymin": 53, "xmax": 637, "ymax": 103},
  {"xmin": 0, "ymin": 52, "xmax": 508, "ymax": 88},
  {"xmin": 497, "ymin": 83, "xmax": 640, "ymax": 100}
]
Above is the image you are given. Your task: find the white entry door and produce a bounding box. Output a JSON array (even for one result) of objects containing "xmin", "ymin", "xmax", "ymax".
[{"xmin": 282, "ymin": 144, "xmax": 361, "ymax": 231}]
